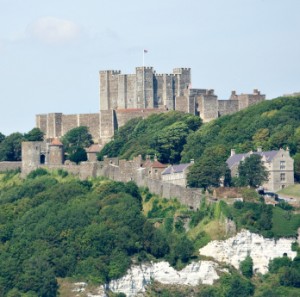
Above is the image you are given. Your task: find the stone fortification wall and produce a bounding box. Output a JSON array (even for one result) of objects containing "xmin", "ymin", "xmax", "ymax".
[
  {"xmin": 218, "ymin": 100, "xmax": 239, "ymax": 116},
  {"xmin": 37, "ymin": 113, "xmax": 100, "ymax": 142},
  {"xmin": 0, "ymin": 162, "xmax": 22, "ymax": 172},
  {"xmin": 61, "ymin": 114, "xmax": 77, "ymax": 135},
  {"xmin": 115, "ymin": 109, "xmax": 167, "ymax": 128},
  {"xmin": 96, "ymin": 158, "xmax": 203, "ymax": 210},
  {"xmin": 198, "ymin": 93, "xmax": 219, "ymax": 122}
]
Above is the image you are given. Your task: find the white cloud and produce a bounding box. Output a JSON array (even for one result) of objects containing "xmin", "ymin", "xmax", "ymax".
[{"xmin": 28, "ymin": 17, "xmax": 81, "ymax": 44}]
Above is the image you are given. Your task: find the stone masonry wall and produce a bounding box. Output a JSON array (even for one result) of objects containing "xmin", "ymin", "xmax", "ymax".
[
  {"xmin": 0, "ymin": 162, "xmax": 22, "ymax": 172},
  {"xmin": 218, "ymin": 100, "xmax": 239, "ymax": 116}
]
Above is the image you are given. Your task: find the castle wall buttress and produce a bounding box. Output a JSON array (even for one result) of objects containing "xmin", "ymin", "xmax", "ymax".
[
  {"xmin": 100, "ymin": 71, "xmax": 109, "ymax": 110},
  {"xmin": 198, "ymin": 93, "xmax": 218, "ymax": 122},
  {"xmin": 126, "ymin": 75, "xmax": 137, "ymax": 108},
  {"xmin": 163, "ymin": 74, "xmax": 174, "ymax": 110},
  {"xmin": 100, "ymin": 110, "xmax": 116, "ymax": 144},
  {"xmin": 136, "ymin": 67, "xmax": 154, "ymax": 109},
  {"xmin": 46, "ymin": 113, "xmax": 63, "ymax": 139},
  {"xmin": 118, "ymin": 75, "xmax": 127, "ymax": 109}
]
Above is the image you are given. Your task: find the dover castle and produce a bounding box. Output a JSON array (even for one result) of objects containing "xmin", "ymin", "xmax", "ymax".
[{"xmin": 36, "ymin": 66, "xmax": 265, "ymax": 144}]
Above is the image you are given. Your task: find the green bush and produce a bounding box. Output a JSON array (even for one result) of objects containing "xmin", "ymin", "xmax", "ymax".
[{"xmin": 240, "ymin": 256, "xmax": 253, "ymax": 278}]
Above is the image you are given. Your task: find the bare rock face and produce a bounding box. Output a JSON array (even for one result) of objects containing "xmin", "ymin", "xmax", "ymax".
[
  {"xmin": 108, "ymin": 261, "xmax": 220, "ymax": 297},
  {"xmin": 199, "ymin": 229, "xmax": 297, "ymax": 274}
]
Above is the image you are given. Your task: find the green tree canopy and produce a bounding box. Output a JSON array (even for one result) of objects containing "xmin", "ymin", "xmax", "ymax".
[
  {"xmin": 237, "ymin": 154, "xmax": 268, "ymax": 188},
  {"xmin": 0, "ymin": 132, "xmax": 24, "ymax": 161},
  {"xmin": 24, "ymin": 128, "xmax": 44, "ymax": 141},
  {"xmin": 61, "ymin": 126, "xmax": 93, "ymax": 163},
  {"xmin": 240, "ymin": 256, "xmax": 254, "ymax": 278},
  {"xmin": 187, "ymin": 157, "xmax": 231, "ymax": 190},
  {"xmin": 0, "ymin": 132, "xmax": 5, "ymax": 143}
]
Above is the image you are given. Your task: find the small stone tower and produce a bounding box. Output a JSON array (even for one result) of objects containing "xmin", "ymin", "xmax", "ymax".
[
  {"xmin": 21, "ymin": 141, "xmax": 46, "ymax": 176},
  {"xmin": 48, "ymin": 138, "xmax": 64, "ymax": 165}
]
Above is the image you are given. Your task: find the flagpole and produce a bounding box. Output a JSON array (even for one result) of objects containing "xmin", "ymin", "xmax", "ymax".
[{"xmin": 143, "ymin": 50, "xmax": 145, "ymax": 67}]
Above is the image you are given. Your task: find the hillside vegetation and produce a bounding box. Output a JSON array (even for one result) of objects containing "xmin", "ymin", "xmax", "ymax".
[
  {"xmin": 98, "ymin": 111, "xmax": 201, "ymax": 163},
  {"xmin": 99, "ymin": 96, "xmax": 300, "ymax": 181},
  {"xmin": 0, "ymin": 170, "xmax": 300, "ymax": 296}
]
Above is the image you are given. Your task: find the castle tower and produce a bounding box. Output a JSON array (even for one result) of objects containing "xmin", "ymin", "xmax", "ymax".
[
  {"xmin": 99, "ymin": 70, "xmax": 121, "ymax": 110},
  {"xmin": 21, "ymin": 141, "xmax": 46, "ymax": 176},
  {"xmin": 48, "ymin": 138, "xmax": 64, "ymax": 165},
  {"xmin": 197, "ymin": 90, "xmax": 218, "ymax": 122},
  {"xmin": 135, "ymin": 67, "xmax": 154, "ymax": 108},
  {"xmin": 173, "ymin": 68, "xmax": 191, "ymax": 97}
]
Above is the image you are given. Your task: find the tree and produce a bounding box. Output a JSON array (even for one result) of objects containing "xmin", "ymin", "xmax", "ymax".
[
  {"xmin": 24, "ymin": 128, "xmax": 44, "ymax": 141},
  {"xmin": 237, "ymin": 154, "xmax": 268, "ymax": 188},
  {"xmin": 293, "ymin": 153, "xmax": 300, "ymax": 182},
  {"xmin": 153, "ymin": 122, "xmax": 190, "ymax": 164},
  {"xmin": 187, "ymin": 157, "xmax": 230, "ymax": 190},
  {"xmin": 61, "ymin": 126, "xmax": 93, "ymax": 163},
  {"xmin": 0, "ymin": 132, "xmax": 24, "ymax": 161},
  {"xmin": 0, "ymin": 132, "xmax": 5, "ymax": 143},
  {"xmin": 240, "ymin": 256, "xmax": 254, "ymax": 278}
]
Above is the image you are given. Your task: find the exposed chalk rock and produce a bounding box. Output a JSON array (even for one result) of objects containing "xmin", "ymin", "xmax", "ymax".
[
  {"xmin": 199, "ymin": 229, "xmax": 297, "ymax": 274},
  {"xmin": 108, "ymin": 260, "xmax": 220, "ymax": 297}
]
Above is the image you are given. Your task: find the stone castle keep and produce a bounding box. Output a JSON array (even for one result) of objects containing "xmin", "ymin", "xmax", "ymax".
[{"xmin": 36, "ymin": 66, "xmax": 266, "ymax": 143}]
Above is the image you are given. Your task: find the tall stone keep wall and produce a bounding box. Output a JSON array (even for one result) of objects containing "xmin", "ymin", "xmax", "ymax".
[
  {"xmin": 36, "ymin": 114, "xmax": 48, "ymax": 134},
  {"xmin": 136, "ymin": 67, "xmax": 154, "ymax": 109},
  {"xmin": 100, "ymin": 110, "xmax": 116, "ymax": 144},
  {"xmin": 62, "ymin": 114, "xmax": 78, "ymax": 135},
  {"xmin": 126, "ymin": 75, "xmax": 137, "ymax": 108},
  {"xmin": 78, "ymin": 113, "xmax": 100, "ymax": 142},
  {"xmin": 115, "ymin": 109, "xmax": 167, "ymax": 128},
  {"xmin": 164, "ymin": 74, "xmax": 175, "ymax": 110}
]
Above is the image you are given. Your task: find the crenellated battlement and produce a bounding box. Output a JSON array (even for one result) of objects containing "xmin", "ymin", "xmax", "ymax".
[{"xmin": 99, "ymin": 70, "xmax": 121, "ymax": 75}]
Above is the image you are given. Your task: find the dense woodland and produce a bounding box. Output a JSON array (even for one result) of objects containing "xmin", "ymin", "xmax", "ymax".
[{"xmin": 0, "ymin": 169, "xmax": 299, "ymax": 296}]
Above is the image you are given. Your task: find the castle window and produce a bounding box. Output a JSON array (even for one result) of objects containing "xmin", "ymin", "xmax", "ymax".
[
  {"xmin": 280, "ymin": 173, "xmax": 286, "ymax": 181},
  {"xmin": 280, "ymin": 161, "xmax": 286, "ymax": 170}
]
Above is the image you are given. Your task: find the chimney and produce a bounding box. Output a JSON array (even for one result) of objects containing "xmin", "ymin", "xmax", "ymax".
[
  {"xmin": 257, "ymin": 147, "xmax": 262, "ymax": 153},
  {"xmin": 231, "ymin": 149, "xmax": 236, "ymax": 157}
]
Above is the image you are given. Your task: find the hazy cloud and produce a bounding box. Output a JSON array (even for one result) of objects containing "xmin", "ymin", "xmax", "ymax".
[{"xmin": 27, "ymin": 17, "xmax": 81, "ymax": 44}]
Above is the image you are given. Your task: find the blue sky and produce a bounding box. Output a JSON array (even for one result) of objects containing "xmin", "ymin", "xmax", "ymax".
[{"xmin": 0, "ymin": 0, "xmax": 299, "ymax": 135}]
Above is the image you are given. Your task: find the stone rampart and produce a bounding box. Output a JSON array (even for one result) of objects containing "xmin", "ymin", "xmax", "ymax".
[
  {"xmin": 0, "ymin": 162, "xmax": 22, "ymax": 172},
  {"xmin": 218, "ymin": 100, "xmax": 239, "ymax": 116}
]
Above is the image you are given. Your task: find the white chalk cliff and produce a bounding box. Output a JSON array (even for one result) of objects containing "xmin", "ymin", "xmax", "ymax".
[
  {"xmin": 108, "ymin": 260, "xmax": 220, "ymax": 297},
  {"xmin": 81, "ymin": 230, "xmax": 297, "ymax": 297},
  {"xmin": 199, "ymin": 229, "xmax": 297, "ymax": 274}
]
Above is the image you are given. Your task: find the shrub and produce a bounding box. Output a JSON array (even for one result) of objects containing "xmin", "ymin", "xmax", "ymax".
[{"xmin": 240, "ymin": 256, "xmax": 254, "ymax": 278}]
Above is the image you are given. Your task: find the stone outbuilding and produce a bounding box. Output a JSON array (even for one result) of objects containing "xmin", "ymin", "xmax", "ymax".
[
  {"xmin": 86, "ymin": 144, "xmax": 102, "ymax": 162},
  {"xmin": 142, "ymin": 155, "xmax": 167, "ymax": 180},
  {"xmin": 161, "ymin": 161, "xmax": 194, "ymax": 187}
]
